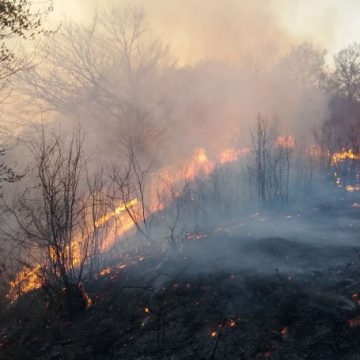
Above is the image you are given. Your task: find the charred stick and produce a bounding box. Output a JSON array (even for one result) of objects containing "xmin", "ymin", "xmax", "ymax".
[
  {"xmin": 118, "ymin": 285, "xmax": 166, "ymax": 356},
  {"xmin": 275, "ymin": 268, "xmax": 288, "ymax": 293},
  {"xmin": 209, "ymin": 326, "xmax": 223, "ymax": 360}
]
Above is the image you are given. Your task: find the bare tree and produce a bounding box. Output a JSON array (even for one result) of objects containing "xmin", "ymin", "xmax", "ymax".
[
  {"xmin": 19, "ymin": 5, "xmax": 170, "ymax": 158},
  {"xmin": 328, "ymin": 43, "xmax": 360, "ymax": 103},
  {"xmin": 249, "ymin": 116, "xmax": 294, "ymax": 209},
  {"xmin": 5, "ymin": 127, "xmax": 108, "ymax": 312},
  {"xmin": 110, "ymin": 144, "xmax": 153, "ymax": 243},
  {"xmin": 250, "ymin": 115, "xmax": 268, "ymax": 208},
  {"xmin": 154, "ymin": 175, "xmax": 188, "ymax": 249},
  {"xmin": 85, "ymin": 164, "xmax": 112, "ymax": 276},
  {"xmin": 281, "ymin": 42, "xmax": 326, "ymax": 89}
]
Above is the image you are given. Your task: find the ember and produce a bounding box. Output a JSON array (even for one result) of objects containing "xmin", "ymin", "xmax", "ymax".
[
  {"xmin": 226, "ymin": 319, "xmax": 237, "ymax": 328},
  {"xmin": 348, "ymin": 316, "xmax": 360, "ymax": 328},
  {"xmin": 346, "ymin": 184, "xmax": 360, "ymax": 192},
  {"xmin": 280, "ymin": 327, "xmax": 288, "ymax": 337},
  {"xmin": 100, "ymin": 268, "xmax": 112, "ymax": 276}
]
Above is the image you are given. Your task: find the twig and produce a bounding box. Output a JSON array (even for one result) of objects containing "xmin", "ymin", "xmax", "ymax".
[
  {"xmin": 275, "ymin": 268, "xmax": 288, "ymax": 293},
  {"xmin": 118, "ymin": 285, "xmax": 168, "ymax": 358},
  {"xmin": 210, "ymin": 326, "xmax": 223, "ymax": 360}
]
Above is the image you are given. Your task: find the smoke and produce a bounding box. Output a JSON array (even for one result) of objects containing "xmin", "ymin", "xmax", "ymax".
[
  {"xmin": 4, "ymin": 0, "xmax": 360, "ymax": 283},
  {"xmin": 1, "ymin": 1, "xmax": 335, "ymax": 202},
  {"xmin": 3, "ymin": 1, "xmax": 333, "ymax": 165}
]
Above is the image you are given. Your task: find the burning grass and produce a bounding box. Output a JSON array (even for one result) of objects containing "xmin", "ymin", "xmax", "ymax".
[{"xmin": 3, "ymin": 142, "xmax": 360, "ymax": 359}]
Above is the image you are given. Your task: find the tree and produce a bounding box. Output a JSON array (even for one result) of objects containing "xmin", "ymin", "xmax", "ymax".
[
  {"xmin": 0, "ymin": 142, "xmax": 23, "ymax": 191},
  {"xmin": 248, "ymin": 116, "xmax": 294, "ymax": 210},
  {"xmin": 329, "ymin": 43, "xmax": 360, "ymax": 103},
  {"xmin": 0, "ymin": 0, "xmax": 53, "ymax": 192},
  {"xmin": 0, "ymin": 0, "xmax": 53, "ymax": 84},
  {"xmin": 110, "ymin": 144, "xmax": 153, "ymax": 243},
  {"xmin": 281, "ymin": 42, "xmax": 326, "ymax": 89},
  {"xmin": 250, "ymin": 115, "xmax": 268, "ymax": 208},
  {"xmin": 5, "ymin": 128, "xmax": 108, "ymax": 312},
  {"xmin": 20, "ymin": 5, "xmax": 170, "ymax": 159}
]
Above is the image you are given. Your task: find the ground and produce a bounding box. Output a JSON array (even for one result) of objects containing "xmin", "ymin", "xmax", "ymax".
[{"xmin": 1, "ymin": 199, "xmax": 360, "ymax": 359}]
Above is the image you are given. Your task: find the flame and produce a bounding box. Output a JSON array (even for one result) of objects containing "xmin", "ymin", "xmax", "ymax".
[
  {"xmin": 276, "ymin": 135, "xmax": 295, "ymax": 149},
  {"xmin": 82, "ymin": 287, "xmax": 92, "ymax": 308},
  {"xmin": 150, "ymin": 147, "xmax": 249, "ymax": 212},
  {"xmin": 332, "ymin": 149, "xmax": 360, "ymax": 165},
  {"xmin": 95, "ymin": 199, "xmax": 138, "ymax": 229},
  {"xmin": 9, "ymin": 147, "xmax": 251, "ymax": 301},
  {"xmin": 8, "ymin": 265, "xmax": 43, "ymax": 300},
  {"xmin": 227, "ymin": 319, "xmax": 237, "ymax": 328},
  {"xmin": 217, "ymin": 148, "xmax": 250, "ymax": 164},
  {"xmin": 184, "ymin": 148, "xmax": 214, "ymax": 181},
  {"xmin": 9, "ymin": 199, "xmax": 139, "ymax": 301},
  {"xmin": 346, "ymin": 185, "xmax": 360, "ymax": 192},
  {"xmin": 99, "ymin": 267, "xmax": 112, "ymax": 276},
  {"xmin": 308, "ymin": 145, "xmax": 322, "ymax": 157}
]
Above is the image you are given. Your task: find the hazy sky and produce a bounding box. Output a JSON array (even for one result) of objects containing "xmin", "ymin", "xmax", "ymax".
[{"xmin": 51, "ymin": 0, "xmax": 360, "ymax": 64}]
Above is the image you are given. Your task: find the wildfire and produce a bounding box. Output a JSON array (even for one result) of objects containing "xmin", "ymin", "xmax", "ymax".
[
  {"xmin": 95, "ymin": 199, "xmax": 138, "ymax": 229},
  {"xmin": 308, "ymin": 145, "xmax": 322, "ymax": 157},
  {"xmin": 332, "ymin": 149, "xmax": 360, "ymax": 165},
  {"xmin": 99, "ymin": 267, "xmax": 112, "ymax": 276},
  {"xmin": 346, "ymin": 184, "xmax": 360, "ymax": 192},
  {"xmin": 276, "ymin": 135, "xmax": 295, "ymax": 149},
  {"xmin": 9, "ymin": 146, "xmax": 251, "ymax": 301},
  {"xmin": 9, "ymin": 199, "xmax": 139, "ymax": 301},
  {"xmin": 8, "ymin": 264, "xmax": 43, "ymax": 301},
  {"xmin": 184, "ymin": 148, "xmax": 214, "ymax": 181},
  {"xmin": 217, "ymin": 148, "xmax": 249, "ymax": 164}
]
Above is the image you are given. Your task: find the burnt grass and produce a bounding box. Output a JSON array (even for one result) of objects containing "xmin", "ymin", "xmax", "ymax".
[{"xmin": 2, "ymin": 204, "xmax": 360, "ymax": 359}]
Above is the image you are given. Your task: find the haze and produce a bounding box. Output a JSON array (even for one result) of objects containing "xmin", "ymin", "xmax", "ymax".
[{"xmin": 53, "ymin": 0, "xmax": 360, "ymax": 64}]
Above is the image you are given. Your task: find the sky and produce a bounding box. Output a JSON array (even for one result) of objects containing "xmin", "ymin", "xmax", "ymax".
[{"xmin": 50, "ymin": 0, "xmax": 360, "ymax": 64}]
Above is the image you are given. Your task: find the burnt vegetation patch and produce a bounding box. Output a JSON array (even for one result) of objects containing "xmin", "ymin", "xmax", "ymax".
[{"xmin": 2, "ymin": 231, "xmax": 360, "ymax": 360}]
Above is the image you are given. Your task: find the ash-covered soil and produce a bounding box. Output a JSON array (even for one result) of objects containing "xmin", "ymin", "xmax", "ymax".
[{"xmin": 1, "ymin": 201, "xmax": 360, "ymax": 360}]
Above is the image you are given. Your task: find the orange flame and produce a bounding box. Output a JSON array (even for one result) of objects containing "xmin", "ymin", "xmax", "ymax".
[
  {"xmin": 217, "ymin": 148, "xmax": 250, "ymax": 164},
  {"xmin": 276, "ymin": 135, "xmax": 295, "ymax": 149},
  {"xmin": 332, "ymin": 149, "xmax": 360, "ymax": 165},
  {"xmin": 184, "ymin": 148, "xmax": 214, "ymax": 181},
  {"xmin": 9, "ymin": 147, "xmax": 251, "ymax": 300}
]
